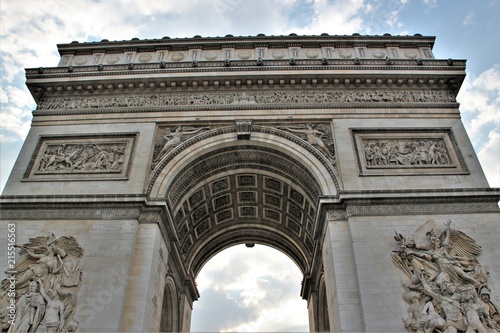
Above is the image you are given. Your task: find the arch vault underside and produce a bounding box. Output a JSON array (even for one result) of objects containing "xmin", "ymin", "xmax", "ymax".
[{"xmin": 148, "ymin": 125, "xmax": 340, "ymax": 278}]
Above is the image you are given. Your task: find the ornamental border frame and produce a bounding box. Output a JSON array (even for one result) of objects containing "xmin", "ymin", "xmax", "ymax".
[{"xmin": 23, "ymin": 132, "xmax": 138, "ymax": 182}]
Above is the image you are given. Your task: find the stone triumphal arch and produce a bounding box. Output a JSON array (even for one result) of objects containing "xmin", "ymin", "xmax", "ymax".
[{"xmin": 1, "ymin": 34, "xmax": 499, "ymax": 332}]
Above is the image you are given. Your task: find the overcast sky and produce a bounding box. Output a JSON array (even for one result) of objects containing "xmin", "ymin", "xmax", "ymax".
[{"xmin": 1, "ymin": 0, "xmax": 499, "ymax": 332}]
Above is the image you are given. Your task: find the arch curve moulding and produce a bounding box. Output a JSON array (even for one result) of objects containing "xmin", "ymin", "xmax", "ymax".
[
  {"xmin": 147, "ymin": 124, "xmax": 341, "ymax": 199},
  {"xmin": 146, "ymin": 124, "xmax": 341, "ymax": 277}
]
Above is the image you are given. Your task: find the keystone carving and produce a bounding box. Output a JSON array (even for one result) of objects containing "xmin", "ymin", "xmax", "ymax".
[
  {"xmin": 1, "ymin": 232, "xmax": 84, "ymax": 332},
  {"xmin": 392, "ymin": 220, "xmax": 500, "ymax": 333},
  {"xmin": 236, "ymin": 120, "xmax": 252, "ymax": 140}
]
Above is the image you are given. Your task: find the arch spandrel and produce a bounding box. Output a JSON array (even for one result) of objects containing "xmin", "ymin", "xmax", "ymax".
[{"xmin": 147, "ymin": 125, "xmax": 341, "ymax": 199}]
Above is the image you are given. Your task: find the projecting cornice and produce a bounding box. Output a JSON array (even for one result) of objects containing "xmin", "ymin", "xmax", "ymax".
[
  {"xmin": 25, "ymin": 34, "xmax": 466, "ymax": 112},
  {"xmin": 56, "ymin": 33, "xmax": 436, "ymax": 56},
  {"xmin": 26, "ymin": 59, "xmax": 466, "ymax": 105}
]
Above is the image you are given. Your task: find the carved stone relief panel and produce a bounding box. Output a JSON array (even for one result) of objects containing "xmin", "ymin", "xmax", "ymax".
[
  {"xmin": 277, "ymin": 123, "xmax": 336, "ymax": 165},
  {"xmin": 352, "ymin": 129, "xmax": 468, "ymax": 176},
  {"xmin": 36, "ymin": 90, "xmax": 457, "ymax": 111},
  {"xmin": 1, "ymin": 232, "xmax": 84, "ymax": 333},
  {"xmin": 151, "ymin": 126, "xmax": 211, "ymax": 169},
  {"xmin": 24, "ymin": 134, "xmax": 137, "ymax": 181},
  {"xmin": 393, "ymin": 220, "xmax": 500, "ymax": 332}
]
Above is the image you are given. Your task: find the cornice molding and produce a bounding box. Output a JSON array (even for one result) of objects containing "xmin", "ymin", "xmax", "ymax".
[
  {"xmin": 25, "ymin": 59, "xmax": 466, "ymax": 104},
  {"xmin": 56, "ymin": 34, "xmax": 436, "ymax": 55},
  {"xmin": 323, "ymin": 189, "xmax": 500, "ymax": 217},
  {"xmin": 27, "ymin": 59, "xmax": 465, "ymax": 79}
]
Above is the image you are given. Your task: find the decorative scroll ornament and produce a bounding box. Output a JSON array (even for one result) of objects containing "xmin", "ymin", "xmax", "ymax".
[
  {"xmin": 1, "ymin": 233, "xmax": 84, "ymax": 333},
  {"xmin": 151, "ymin": 126, "xmax": 210, "ymax": 169},
  {"xmin": 392, "ymin": 220, "xmax": 500, "ymax": 333},
  {"xmin": 277, "ymin": 124, "xmax": 336, "ymax": 165}
]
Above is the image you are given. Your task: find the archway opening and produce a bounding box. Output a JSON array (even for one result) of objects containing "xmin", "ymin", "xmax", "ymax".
[{"xmin": 191, "ymin": 244, "xmax": 309, "ymax": 332}]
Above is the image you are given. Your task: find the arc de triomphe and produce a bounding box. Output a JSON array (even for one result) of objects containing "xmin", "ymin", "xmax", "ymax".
[{"xmin": 1, "ymin": 34, "xmax": 499, "ymax": 332}]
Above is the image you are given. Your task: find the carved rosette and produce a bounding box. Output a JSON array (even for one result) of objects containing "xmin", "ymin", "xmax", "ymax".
[
  {"xmin": 1, "ymin": 232, "xmax": 84, "ymax": 333},
  {"xmin": 392, "ymin": 220, "xmax": 500, "ymax": 332}
]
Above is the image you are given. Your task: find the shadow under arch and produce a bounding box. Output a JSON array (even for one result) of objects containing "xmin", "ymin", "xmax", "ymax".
[
  {"xmin": 160, "ymin": 276, "xmax": 179, "ymax": 332},
  {"xmin": 147, "ymin": 124, "xmax": 341, "ymax": 278}
]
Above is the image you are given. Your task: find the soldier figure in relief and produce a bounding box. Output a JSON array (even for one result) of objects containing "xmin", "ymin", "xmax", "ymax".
[
  {"xmin": 36, "ymin": 278, "xmax": 65, "ymax": 333},
  {"xmin": 7, "ymin": 280, "xmax": 45, "ymax": 333}
]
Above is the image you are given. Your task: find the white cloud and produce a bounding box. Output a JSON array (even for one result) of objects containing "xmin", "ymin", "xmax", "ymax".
[
  {"xmin": 422, "ymin": 0, "xmax": 437, "ymax": 7},
  {"xmin": 0, "ymin": 85, "xmax": 34, "ymax": 140},
  {"xmin": 295, "ymin": 0, "xmax": 367, "ymax": 35},
  {"xmin": 457, "ymin": 65, "xmax": 500, "ymax": 189},
  {"xmin": 4, "ymin": 86, "xmax": 34, "ymax": 109},
  {"xmin": 477, "ymin": 131, "xmax": 500, "ymax": 187},
  {"xmin": 193, "ymin": 245, "xmax": 308, "ymax": 332},
  {"xmin": 356, "ymin": 0, "xmax": 410, "ymax": 34},
  {"xmin": 386, "ymin": 10, "xmax": 403, "ymax": 27},
  {"xmin": 0, "ymin": 106, "xmax": 32, "ymax": 141},
  {"xmin": 457, "ymin": 65, "xmax": 500, "ymax": 146},
  {"xmin": 463, "ymin": 11, "xmax": 475, "ymax": 26}
]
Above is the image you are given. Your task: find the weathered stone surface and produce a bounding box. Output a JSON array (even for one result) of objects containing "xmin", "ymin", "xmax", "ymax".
[{"xmin": 1, "ymin": 34, "xmax": 498, "ymax": 332}]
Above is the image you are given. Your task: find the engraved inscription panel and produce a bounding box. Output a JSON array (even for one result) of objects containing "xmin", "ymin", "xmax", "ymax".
[{"xmin": 24, "ymin": 134, "xmax": 136, "ymax": 181}]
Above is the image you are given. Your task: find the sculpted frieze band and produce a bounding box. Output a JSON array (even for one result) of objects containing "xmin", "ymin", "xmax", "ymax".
[
  {"xmin": 393, "ymin": 220, "xmax": 500, "ymax": 333},
  {"xmin": 1, "ymin": 232, "xmax": 84, "ymax": 333},
  {"xmin": 36, "ymin": 90, "xmax": 456, "ymax": 111}
]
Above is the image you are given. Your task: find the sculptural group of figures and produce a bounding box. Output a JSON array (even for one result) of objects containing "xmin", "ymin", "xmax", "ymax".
[
  {"xmin": 37, "ymin": 143, "xmax": 125, "ymax": 174},
  {"xmin": 0, "ymin": 233, "xmax": 83, "ymax": 333},
  {"xmin": 393, "ymin": 220, "xmax": 500, "ymax": 333},
  {"xmin": 36, "ymin": 90, "xmax": 456, "ymax": 110},
  {"xmin": 365, "ymin": 139, "xmax": 451, "ymax": 167}
]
